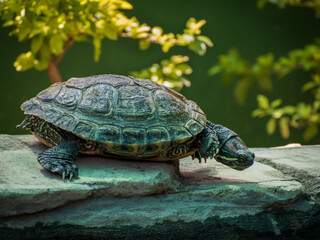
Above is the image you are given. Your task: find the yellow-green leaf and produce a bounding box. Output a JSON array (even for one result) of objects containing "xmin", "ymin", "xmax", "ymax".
[
  {"xmin": 18, "ymin": 27, "xmax": 30, "ymax": 42},
  {"xmin": 105, "ymin": 24, "xmax": 118, "ymax": 40},
  {"xmin": 303, "ymin": 124, "xmax": 318, "ymax": 141},
  {"xmin": 176, "ymin": 63, "xmax": 192, "ymax": 75},
  {"xmin": 234, "ymin": 78, "xmax": 251, "ymax": 105},
  {"xmin": 266, "ymin": 118, "xmax": 276, "ymax": 135},
  {"xmin": 282, "ymin": 105, "xmax": 296, "ymax": 115},
  {"xmin": 197, "ymin": 35, "xmax": 213, "ymax": 47},
  {"xmin": 3, "ymin": 20, "xmax": 15, "ymax": 27},
  {"xmin": 170, "ymin": 55, "xmax": 189, "ymax": 64},
  {"xmin": 14, "ymin": 51, "xmax": 35, "ymax": 71},
  {"xmin": 252, "ymin": 109, "xmax": 267, "ymax": 118},
  {"xmin": 31, "ymin": 35, "xmax": 44, "ymax": 54},
  {"xmin": 279, "ymin": 117, "xmax": 290, "ymax": 139},
  {"xmin": 151, "ymin": 26, "xmax": 163, "ymax": 36},
  {"xmin": 186, "ymin": 18, "xmax": 206, "ymax": 33},
  {"xmin": 208, "ymin": 65, "xmax": 221, "ymax": 76},
  {"xmin": 93, "ymin": 37, "xmax": 101, "ymax": 62},
  {"xmin": 257, "ymin": 94, "xmax": 269, "ymax": 109},
  {"xmin": 257, "ymin": 0, "xmax": 268, "ymax": 9},
  {"xmin": 161, "ymin": 42, "xmax": 174, "ymax": 53},
  {"xmin": 120, "ymin": 1, "xmax": 133, "ymax": 9},
  {"xmin": 271, "ymin": 98, "xmax": 282, "ymax": 108},
  {"xmin": 35, "ymin": 42, "xmax": 50, "ymax": 71},
  {"xmin": 302, "ymin": 81, "xmax": 316, "ymax": 92},
  {"xmin": 139, "ymin": 39, "xmax": 150, "ymax": 50},
  {"xmin": 49, "ymin": 34, "xmax": 64, "ymax": 55},
  {"xmin": 188, "ymin": 40, "xmax": 206, "ymax": 55}
]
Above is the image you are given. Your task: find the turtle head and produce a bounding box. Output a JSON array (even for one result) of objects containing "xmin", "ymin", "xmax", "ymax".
[
  {"xmin": 211, "ymin": 123, "xmax": 255, "ymax": 170},
  {"xmin": 215, "ymin": 135, "xmax": 255, "ymax": 170}
]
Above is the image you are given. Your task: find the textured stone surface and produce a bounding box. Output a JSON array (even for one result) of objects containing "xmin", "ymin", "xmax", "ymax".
[
  {"xmin": 0, "ymin": 135, "xmax": 319, "ymax": 239},
  {"xmin": 0, "ymin": 135, "xmax": 178, "ymax": 218},
  {"xmin": 254, "ymin": 145, "xmax": 320, "ymax": 200}
]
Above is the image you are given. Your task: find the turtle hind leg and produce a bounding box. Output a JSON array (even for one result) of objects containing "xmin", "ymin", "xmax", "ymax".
[{"xmin": 38, "ymin": 139, "xmax": 81, "ymax": 180}]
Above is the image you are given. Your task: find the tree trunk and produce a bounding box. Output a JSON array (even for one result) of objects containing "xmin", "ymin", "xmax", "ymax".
[{"xmin": 46, "ymin": 59, "xmax": 63, "ymax": 84}]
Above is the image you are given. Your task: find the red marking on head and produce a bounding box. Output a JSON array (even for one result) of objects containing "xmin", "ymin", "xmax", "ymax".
[{"xmin": 227, "ymin": 142, "xmax": 238, "ymax": 153}]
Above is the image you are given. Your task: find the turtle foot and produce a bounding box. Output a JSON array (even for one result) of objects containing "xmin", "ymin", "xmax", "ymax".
[
  {"xmin": 38, "ymin": 150, "xmax": 79, "ymax": 180},
  {"xmin": 192, "ymin": 151, "xmax": 205, "ymax": 163}
]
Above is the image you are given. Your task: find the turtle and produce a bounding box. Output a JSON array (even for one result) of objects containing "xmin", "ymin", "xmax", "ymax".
[{"xmin": 17, "ymin": 74, "xmax": 254, "ymax": 180}]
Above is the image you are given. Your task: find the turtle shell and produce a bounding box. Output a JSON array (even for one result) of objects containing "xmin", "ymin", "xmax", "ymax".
[{"xmin": 21, "ymin": 74, "xmax": 207, "ymax": 156}]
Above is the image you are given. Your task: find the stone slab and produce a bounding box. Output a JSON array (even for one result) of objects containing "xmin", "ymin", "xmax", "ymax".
[
  {"xmin": 255, "ymin": 145, "xmax": 320, "ymax": 177},
  {"xmin": 0, "ymin": 135, "xmax": 319, "ymax": 239},
  {"xmin": 253, "ymin": 145, "xmax": 320, "ymax": 199}
]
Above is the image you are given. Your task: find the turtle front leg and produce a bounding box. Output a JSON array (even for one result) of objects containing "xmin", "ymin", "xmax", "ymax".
[
  {"xmin": 38, "ymin": 139, "xmax": 81, "ymax": 180},
  {"xmin": 192, "ymin": 121, "xmax": 220, "ymax": 162}
]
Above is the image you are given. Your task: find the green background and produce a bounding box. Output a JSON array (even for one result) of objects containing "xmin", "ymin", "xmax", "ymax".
[{"xmin": 1, "ymin": 0, "xmax": 319, "ymax": 147}]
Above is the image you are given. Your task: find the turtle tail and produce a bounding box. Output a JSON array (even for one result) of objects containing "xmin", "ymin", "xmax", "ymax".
[{"xmin": 17, "ymin": 115, "xmax": 34, "ymax": 130}]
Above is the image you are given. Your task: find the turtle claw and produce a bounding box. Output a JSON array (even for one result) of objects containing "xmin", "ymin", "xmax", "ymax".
[
  {"xmin": 38, "ymin": 150, "xmax": 79, "ymax": 181},
  {"xmin": 46, "ymin": 159, "xmax": 78, "ymax": 181},
  {"xmin": 192, "ymin": 151, "xmax": 204, "ymax": 164},
  {"xmin": 60, "ymin": 162, "xmax": 78, "ymax": 181},
  {"xmin": 68, "ymin": 169, "xmax": 79, "ymax": 180}
]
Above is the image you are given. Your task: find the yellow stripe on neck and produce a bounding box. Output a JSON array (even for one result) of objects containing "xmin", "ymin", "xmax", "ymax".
[{"xmin": 218, "ymin": 155, "xmax": 238, "ymax": 161}]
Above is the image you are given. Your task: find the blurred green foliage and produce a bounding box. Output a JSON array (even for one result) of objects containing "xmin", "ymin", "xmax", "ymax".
[
  {"xmin": 257, "ymin": 0, "xmax": 320, "ymax": 17},
  {"xmin": 0, "ymin": 0, "xmax": 212, "ymax": 85},
  {"xmin": 130, "ymin": 55, "xmax": 192, "ymax": 91},
  {"xmin": 209, "ymin": 0, "xmax": 320, "ymax": 141}
]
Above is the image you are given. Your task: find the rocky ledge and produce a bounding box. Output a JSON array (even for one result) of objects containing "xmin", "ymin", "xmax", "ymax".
[{"xmin": 0, "ymin": 134, "xmax": 319, "ymax": 239}]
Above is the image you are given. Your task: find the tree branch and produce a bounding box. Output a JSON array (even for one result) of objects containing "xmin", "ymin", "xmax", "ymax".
[
  {"xmin": 54, "ymin": 37, "xmax": 75, "ymax": 65},
  {"xmin": 119, "ymin": 33, "xmax": 181, "ymax": 45},
  {"xmin": 45, "ymin": 37, "xmax": 75, "ymax": 84}
]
